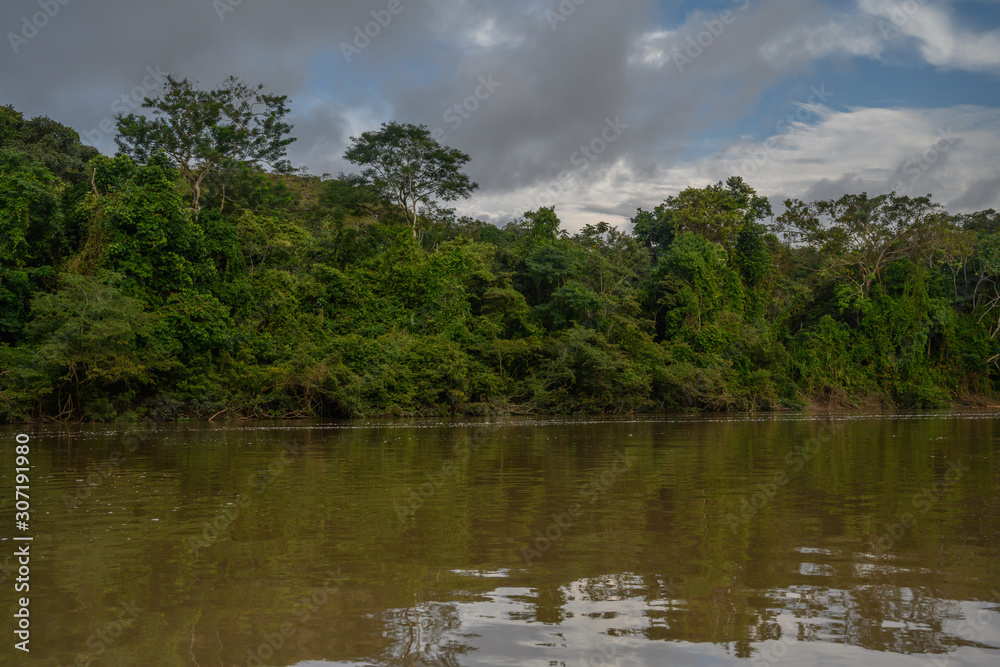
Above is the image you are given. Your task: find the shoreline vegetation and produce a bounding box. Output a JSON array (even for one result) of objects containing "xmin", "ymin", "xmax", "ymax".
[{"xmin": 2, "ymin": 80, "xmax": 1000, "ymax": 423}]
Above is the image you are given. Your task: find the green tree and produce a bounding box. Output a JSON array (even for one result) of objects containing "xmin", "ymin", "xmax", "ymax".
[
  {"xmin": 631, "ymin": 203, "xmax": 675, "ymax": 257},
  {"xmin": 732, "ymin": 221, "xmax": 773, "ymax": 318},
  {"xmin": 1, "ymin": 106, "xmax": 99, "ymax": 183},
  {"xmin": 0, "ymin": 150, "xmax": 63, "ymax": 342},
  {"xmin": 343, "ymin": 122, "xmax": 478, "ymax": 237},
  {"xmin": 322, "ymin": 174, "xmax": 400, "ymax": 226},
  {"xmin": 656, "ymin": 232, "xmax": 744, "ymax": 338},
  {"xmin": 640, "ymin": 177, "xmax": 771, "ymax": 251},
  {"xmin": 19, "ymin": 272, "xmax": 165, "ymax": 420},
  {"xmin": 115, "ymin": 75, "xmax": 295, "ymax": 213},
  {"xmin": 776, "ymin": 193, "xmax": 953, "ymax": 303},
  {"xmin": 82, "ymin": 154, "xmax": 213, "ymax": 299}
]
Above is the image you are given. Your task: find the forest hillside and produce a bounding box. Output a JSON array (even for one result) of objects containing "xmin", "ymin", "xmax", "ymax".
[{"xmin": 2, "ymin": 96, "xmax": 999, "ymax": 422}]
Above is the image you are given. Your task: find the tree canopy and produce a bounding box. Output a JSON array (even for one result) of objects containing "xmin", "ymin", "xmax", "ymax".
[
  {"xmin": 115, "ymin": 75, "xmax": 295, "ymax": 213},
  {"xmin": 2, "ymin": 96, "xmax": 1000, "ymax": 422},
  {"xmin": 343, "ymin": 122, "xmax": 478, "ymax": 237}
]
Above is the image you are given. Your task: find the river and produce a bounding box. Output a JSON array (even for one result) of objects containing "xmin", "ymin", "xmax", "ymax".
[{"xmin": 2, "ymin": 412, "xmax": 999, "ymax": 665}]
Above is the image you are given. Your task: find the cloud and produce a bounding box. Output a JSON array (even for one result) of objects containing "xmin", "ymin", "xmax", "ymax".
[
  {"xmin": 0, "ymin": 0, "xmax": 826, "ymax": 181},
  {"xmin": 758, "ymin": 19, "xmax": 884, "ymax": 67},
  {"xmin": 857, "ymin": 0, "xmax": 1000, "ymax": 72},
  {"xmin": 948, "ymin": 173, "xmax": 1000, "ymax": 212},
  {"xmin": 718, "ymin": 104, "xmax": 1000, "ymax": 210},
  {"xmin": 451, "ymin": 104, "xmax": 1000, "ymax": 229},
  {"xmin": 1, "ymin": 0, "xmax": 997, "ymax": 233}
]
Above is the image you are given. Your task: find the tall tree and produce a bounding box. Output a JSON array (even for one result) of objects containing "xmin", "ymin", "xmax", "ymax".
[
  {"xmin": 115, "ymin": 75, "xmax": 295, "ymax": 213},
  {"xmin": 633, "ymin": 176, "xmax": 771, "ymax": 253},
  {"xmin": 343, "ymin": 122, "xmax": 478, "ymax": 237},
  {"xmin": 776, "ymin": 192, "xmax": 954, "ymax": 301}
]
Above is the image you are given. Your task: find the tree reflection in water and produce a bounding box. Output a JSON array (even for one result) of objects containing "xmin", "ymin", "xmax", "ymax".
[
  {"xmin": 18, "ymin": 415, "xmax": 1000, "ymax": 666},
  {"xmin": 353, "ymin": 568, "xmax": 999, "ymax": 666}
]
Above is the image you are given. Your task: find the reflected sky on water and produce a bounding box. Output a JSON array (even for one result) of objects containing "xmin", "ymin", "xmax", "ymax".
[{"xmin": 2, "ymin": 411, "xmax": 999, "ymax": 665}]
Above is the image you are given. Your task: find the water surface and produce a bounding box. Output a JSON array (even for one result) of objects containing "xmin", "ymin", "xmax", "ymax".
[{"xmin": 2, "ymin": 412, "xmax": 999, "ymax": 665}]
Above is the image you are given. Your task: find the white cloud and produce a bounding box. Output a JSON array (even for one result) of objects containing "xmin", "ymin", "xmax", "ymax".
[
  {"xmin": 455, "ymin": 105, "xmax": 1000, "ymax": 231},
  {"xmin": 858, "ymin": 0, "xmax": 1000, "ymax": 72},
  {"xmin": 627, "ymin": 3, "xmax": 882, "ymax": 74},
  {"xmin": 456, "ymin": 16, "xmax": 527, "ymax": 50},
  {"xmin": 707, "ymin": 105, "xmax": 999, "ymax": 203},
  {"xmin": 628, "ymin": 29, "xmax": 679, "ymax": 69},
  {"xmin": 758, "ymin": 20, "xmax": 884, "ymax": 67},
  {"xmin": 631, "ymin": 1, "xmax": 1000, "ymax": 77}
]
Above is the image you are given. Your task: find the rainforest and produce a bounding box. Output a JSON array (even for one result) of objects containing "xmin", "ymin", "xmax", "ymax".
[{"xmin": 2, "ymin": 90, "xmax": 999, "ymax": 423}]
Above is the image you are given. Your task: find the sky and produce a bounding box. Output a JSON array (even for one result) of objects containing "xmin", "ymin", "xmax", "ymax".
[{"xmin": 2, "ymin": 0, "xmax": 999, "ymax": 231}]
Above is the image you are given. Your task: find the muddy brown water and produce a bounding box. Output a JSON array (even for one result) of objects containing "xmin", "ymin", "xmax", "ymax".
[{"xmin": 2, "ymin": 412, "xmax": 999, "ymax": 665}]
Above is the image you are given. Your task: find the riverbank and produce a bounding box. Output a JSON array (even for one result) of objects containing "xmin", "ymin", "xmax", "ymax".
[
  {"xmin": 3, "ymin": 106, "xmax": 999, "ymax": 425},
  {"xmin": 7, "ymin": 391, "xmax": 1000, "ymax": 424}
]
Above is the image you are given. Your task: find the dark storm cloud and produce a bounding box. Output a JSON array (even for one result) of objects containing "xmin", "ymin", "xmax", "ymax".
[
  {"xmin": 394, "ymin": 1, "xmax": 646, "ymax": 191},
  {"xmin": 8, "ymin": 0, "xmax": 994, "ymax": 226},
  {"xmin": 391, "ymin": 0, "xmax": 828, "ymax": 194},
  {"xmin": 284, "ymin": 103, "xmax": 353, "ymax": 177},
  {"xmin": 1, "ymin": 0, "xmax": 827, "ymax": 194},
  {"xmin": 0, "ymin": 0, "xmax": 447, "ymax": 148}
]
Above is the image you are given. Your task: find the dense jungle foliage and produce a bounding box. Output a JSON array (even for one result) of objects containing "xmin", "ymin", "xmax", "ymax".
[{"xmin": 2, "ymin": 98, "xmax": 1000, "ymax": 422}]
